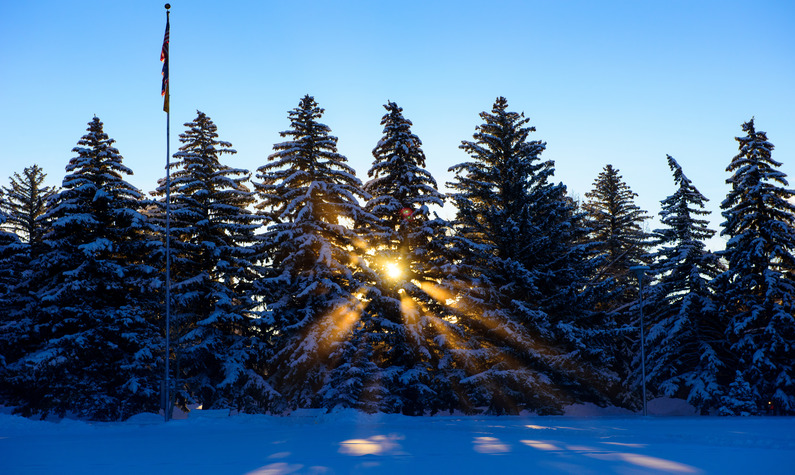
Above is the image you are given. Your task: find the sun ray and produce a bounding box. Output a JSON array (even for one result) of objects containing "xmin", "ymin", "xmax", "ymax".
[
  {"xmin": 350, "ymin": 236, "xmax": 371, "ymax": 253},
  {"xmin": 414, "ymin": 282, "xmax": 564, "ymax": 413},
  {"xmin": 427, "ymin": 314, "xmax": 466, "ymax": 351},
  {"xmin": 291, "ymin": 288, "xmax": 368, "ymax": 362},
  {"xmin": 386, "ymin": 270, "xmax": 573, "ymax": 413},
  {"xmin": 417, "ymin": 281, "xmax": 455, "ymax": 304}
]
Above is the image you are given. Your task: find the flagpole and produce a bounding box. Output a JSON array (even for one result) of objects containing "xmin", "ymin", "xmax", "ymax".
[{"xmin": 162, "ymin": 2, "xmax": 172, "ymax": 423}]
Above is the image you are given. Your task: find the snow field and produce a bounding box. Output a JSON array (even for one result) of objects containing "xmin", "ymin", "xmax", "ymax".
[{"xmin": 1, "ymin": 406, "xmax": 794, "ymax": 474}]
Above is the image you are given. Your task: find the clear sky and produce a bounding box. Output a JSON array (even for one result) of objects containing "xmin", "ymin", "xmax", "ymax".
[{"xmin": 1, "ymin": 0, "xmax": 793, "ymax": 250}]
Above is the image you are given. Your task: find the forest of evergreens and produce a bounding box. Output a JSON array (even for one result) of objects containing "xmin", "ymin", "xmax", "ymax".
[{"xmin": 0, "ymin": 96, "xmax": 792, "ymax": 420}]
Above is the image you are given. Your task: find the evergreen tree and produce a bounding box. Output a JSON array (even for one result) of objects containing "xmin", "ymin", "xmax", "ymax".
[
  {"xmin": 716, "ymin": 118, "xmax": 795, "ymax": 415},
  {"xmin": 0, "ymin": 192, "xmax": 30, "ymax": 403},
  {"xmin": 582, "ymin": 164, "xmax": 651, "ymax": 406},
  {"xmin": 0, "ymin": 166, "xmax": 57, "ymax": 388},
  {"xmin": 254, "ymin": 95, "xmax": 375, "ymax": 411},
  {"xmin": 0, "ymin": 166, "xmax": 56, "ymax": 385},
  {"xmin": 152, "ymin": 111, "xmax": 268, "ymax": 412},
  {"xmin": 357, "ymin": 101, "xmax": 452, "ymax": 414},
  {"xmin": 0, "ymin": 205, "xmax": 23, "ymax": 376},
  {"xmin": 0, "ymin": 198, "xmax": 17, "ymax": 285},
  {"xmin": 720, "ymin": 370, "xmax": 757, "ymax": 416},
  {"xmin": 644, "ymin": 155, "xmax": 725, "ymax": 413},
  {"xmin": 5, "ymin": 117, "xmax": 161, "ymax": 420},
  {"xmin": 0, "ymin": 204, "xmax": 17, "ymax": 272},
  {"xmin": 583, "ymin": 164, "xmax": 651, "ymax": 301},
  {"xmin": 445, "ymin": 97, "xmax": 611, "ymax": 414},
  {"xmin": 516, "ymin": 157, "xmax": 614, "ymax": 399},
  {"xmin": 0, "ymin": 164, "xmax": 56, "ymax": 246}
]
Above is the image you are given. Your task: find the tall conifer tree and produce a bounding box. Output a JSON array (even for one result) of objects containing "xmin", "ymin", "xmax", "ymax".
[
  {"xmin": 0, "ymin": 165, "xmax": 56, "ymax": 246},
  {"xmin": 0, "ymin": 166, "xmax": 57, "ymax": 376},
  {"xmin": 446, "ymin": 97, "xmax": 610, "ymax": 413},
  {"xmin": 0, "ymin": 202, "xmax": 17, "ymax": 293},
  {"xmin": 716, "ymin": 119, "xmax": 795, "ymax": 415},
  {"xmin": 254, "ymin": 95, "xmax": 375, "ymax": 411},
  {"xmin": 0, "ymin": 166, "xmax": 56, "ymax": 381},
  {"xmin": 645, "ymin": 155, "xmax": 725, "ymax": 413},
  {"xmin": 6, "ymin": 117, "xmax": 161, "ymax": 420},
  {"xmin": 0, "ymin": 206, "xmax": 25, "ymax": 391},
  {"xmin": 152, "ymin": 111, "xmax": 268, "ymax": 412},
  {"xmin": 583, "ymin": 165, "xmax": 650, "ymax": 300},
  {"xmin": 357, "ymin": 101, "xmax": 452, "ymax": 414},
  {"xmin": 582, "ymin": 164, "xmax": 651, "ymax": 406}
]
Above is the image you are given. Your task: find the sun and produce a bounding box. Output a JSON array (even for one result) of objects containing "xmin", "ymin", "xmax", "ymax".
[{"xmin": 385, "ymin": 261, "xmax": 403, "ymax": 280}]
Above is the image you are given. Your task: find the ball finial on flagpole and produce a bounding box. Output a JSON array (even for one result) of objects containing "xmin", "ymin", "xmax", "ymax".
[{"xmin": 165, "ymin": 3, "xmax": 171, "ymax": 9}]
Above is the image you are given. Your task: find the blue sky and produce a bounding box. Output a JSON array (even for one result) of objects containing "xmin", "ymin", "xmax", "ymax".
[{"xmin": 1, "ymin": 0, "xmax": 793, "ymax": 250}]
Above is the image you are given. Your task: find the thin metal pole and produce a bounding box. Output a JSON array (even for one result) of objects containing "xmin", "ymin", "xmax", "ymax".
[
  {"xmin": 630, "ymin": 265, "xmax": 649, "ymax": 417},
  {"xmin": 163, "ymin": 4, "xmax": 171, "ymax": 423},
  {"xmin": 164, "ymin": 103, "xmax": 171, "ymax": 421},
  {"xmin": 639, "ymin": 275, "xmax": 647, "ymax": 417}
]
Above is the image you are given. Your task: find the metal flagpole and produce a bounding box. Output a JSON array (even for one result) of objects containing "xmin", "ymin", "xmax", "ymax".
[
  {"xmin": 161, "ymin": 3, "xmax": 172, "ymax": 423},
  {"xmin": 630, "ymin": 265, "xmax": 650, "ymax": 417},
  {"xmin": 639, "ymin": 272, "xmax": 647, "ymax": 416}
]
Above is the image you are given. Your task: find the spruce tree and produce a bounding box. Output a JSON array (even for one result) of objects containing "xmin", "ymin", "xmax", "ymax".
[
  {"xmin": 517, "ymin": 158, "xmax": 614, "ymax": 398},
  {"xmin": 5, "ymin": 117, "xmax": 161, "ymax": 420},
  {"xmin": 0, "ymin": 166, "xmax": 56, "ymax": 384},
  {"xmin": 254, "ymin": 95, "xmax": 375, "ymax": 411},
  {"xmin": 445, "ymin": 97, "xmax": 610, "ymax": 414},
  {"xmin": 716, "ymin": 119, "xmax": 795, "ymax": 415},
  {"xmin": 583, "ymin": 164, "xmax": 651, "ymax": 299},
  {"xmin": 0, "ymin": 192, "xmax": 32, "ymax": 404},
  {"xmin": 356, "ymin": 101, "xmax": 452, "ymax": 414},
  {"xmin": 0, "ymin": 164, "xmax": 56, "ymax": 246},
  {"xmin": 0, "ymin": 200, "xmax": 17, "ymax": 290},
  {"xmin": 0, "ymin": 166, "xmax": 56, "ymax": 378},
  {"xmin": 645, "ymin": 155, "xmax": 725, "ymax": 413},
  {"xmin": 152, "ymin": 111, "xmax": 268, "ymax": 412},
  {"xmin": 582, "ymin": 164, "xmax": 651, "ymax": 406},
  {"xmin": 0, "ymin": 206, "xmax": 24, "ymax": 383}
]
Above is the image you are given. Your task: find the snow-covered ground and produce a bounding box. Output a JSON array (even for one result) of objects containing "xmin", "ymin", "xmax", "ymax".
[{"xmin": 1, "ymin": 403, "xmax": 793, "ymax": 474}]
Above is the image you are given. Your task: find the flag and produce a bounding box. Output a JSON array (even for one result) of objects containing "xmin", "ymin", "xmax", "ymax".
[{"xmin": 161, "ymin": 15, "xmax": 170, "ymax": 113}]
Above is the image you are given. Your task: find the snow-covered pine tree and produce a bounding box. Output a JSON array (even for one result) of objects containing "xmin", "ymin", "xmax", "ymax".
[
  {"xmin": 0, "ymin": 202, "xmax": 24, "ymax": 382},
  {"xmin": 514, "ymin": 150, "xmax": 617, "ymax": 403},
  {"xmin": 254, "ymin": 95, "xmax": 375, "ymax": 412},
  {"xmin": 583, "ymin": 165, "xmax": 651, "ymax": 302},
  {"xmin": 0, "ymin": 166, "xmax": 57, "ymax": 380},
  {"xmin": 0, "ymin": 196, "xmax": 17, "ymax": 289},
  {"xmin": 0, "ymin": 202, "xmax": 17, "ymax": 284},
  {"xmin": 151, "ymin": 111, "xmax": 268, "ymax": 413},
  {"xmin": 721, "ymin": 370, "xmax": 757, "ymax": 416},
  {"xmin": 445, "ymin": 97, "xmax": 610, "ymax": 414},
  {"xmin": 582, "ymin": 164, "xmax": 651, "ymax": 406},
  {"xmin": 715, "ymin": 119, "xmax": 795, "ymax": 415},
  {"xmin": 0, "ymin": 175, "xmax": 46, "ymax": 399},
  {"xmin": 5, "ymin": 117, "xmax": 161, "ymax": 420},
  {"xmin": 644, "ymin": 155, "xmax": 725, "ymax": 413},
  {"xmin": 0, "ymin": 164, "xmax": 56, "ymax": 246},
  {"xmin": 355, "ymin": 101, "xmax": 452, "ymax": 414}
]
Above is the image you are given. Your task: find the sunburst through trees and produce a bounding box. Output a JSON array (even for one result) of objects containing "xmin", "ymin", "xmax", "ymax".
[
  {"xmin": 3, "ymin": 99, "xmax": 791, "ymax": 420},
  {"xmin": 253, "ymin": 97, "xmax": 619, "ymax": 415},
  {"xmin": 253, "ymin": 95, "xmax": 377, "ymax": 411}
]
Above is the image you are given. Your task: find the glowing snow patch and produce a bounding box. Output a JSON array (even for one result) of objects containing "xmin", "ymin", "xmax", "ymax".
[
  {"xmin": 617, "ymin": 453, "xmax": 699, "ymax": 473},
  {"xmin": 473, "ymin": 436, "xmax": 511, "ymax": 454},
  {"xmin": 521, "ymin": 440, "xmax": 561, "ymax": 451},
  {"xmin": 245, "ymin": 462, "xmax": 306, "ymax": 474},
  {"xmin": 339, "ymin": 435, "xmax": 402, "ymax": 456},
  {"xmin": 601, "ymin": 441, "xmax": 646, "ymax": 448}
]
